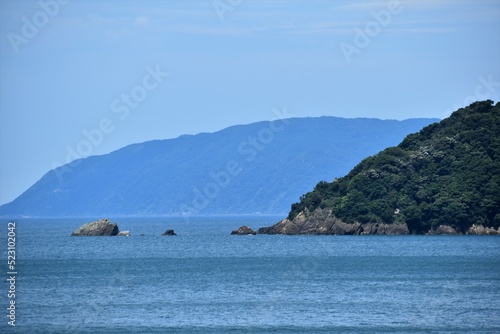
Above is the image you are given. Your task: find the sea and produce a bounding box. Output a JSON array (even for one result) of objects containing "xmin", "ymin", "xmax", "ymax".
[{"xmin": 1, "ymin": 216, "xmax": 499, "ymax": 333}]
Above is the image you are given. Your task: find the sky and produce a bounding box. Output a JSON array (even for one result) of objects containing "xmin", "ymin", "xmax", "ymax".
[{"xmin": 0, "ymin": 0, "xmax": 499, "ymax": 205}]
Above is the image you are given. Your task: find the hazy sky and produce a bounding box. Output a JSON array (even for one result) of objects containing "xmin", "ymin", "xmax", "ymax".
[{"xmin": 0, "ymin": 0, "xmax": 499, "ymax": 205}]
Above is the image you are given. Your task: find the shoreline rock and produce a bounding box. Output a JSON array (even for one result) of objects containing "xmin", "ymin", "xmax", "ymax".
[
  {"xmin": 71, "ymin": 218, "xmax": 119, "ymax": 236},
  {"xmin": 231, "ymin": 226, "xmax": 256, "ymax": 235},
  {"xmin": 257, "ymin": 209, "xmax": 409, "ymax": 235},
  {"xmin": 466, "ymin": 224, "xmax": 500, "ymax": 235},
  {"xmin": 162, "ymin": 229, "xmax": 177, "ymax": 236},
  {"xmin": 426, "ymin": 225, "xmax": 459, "ymax": 235}
]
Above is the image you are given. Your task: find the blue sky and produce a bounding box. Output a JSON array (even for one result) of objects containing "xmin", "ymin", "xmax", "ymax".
[{"xmin": 0, "ymin": 0, "xmax": 499, "ymax": 205}]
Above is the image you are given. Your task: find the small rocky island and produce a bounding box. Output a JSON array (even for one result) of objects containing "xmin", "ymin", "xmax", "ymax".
[
  {"xmin": 71, "ymin": 218, "xmax": 120, "ymax": 236},
  {"xmin": 162, "ymin": 229, "xmax": 177, "ymax": 236},
  {"xmin": 231, "ymin": 226, "xmax": 257, "ymax": 235},
  {"xmin": 71, "ymin": 220, "xmax": 179, "ymax": 236}
]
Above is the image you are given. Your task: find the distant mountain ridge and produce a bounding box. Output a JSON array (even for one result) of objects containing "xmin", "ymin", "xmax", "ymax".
[{"xmin": 0, "ymin": 116, "xmax": 438, "ymax": 217}]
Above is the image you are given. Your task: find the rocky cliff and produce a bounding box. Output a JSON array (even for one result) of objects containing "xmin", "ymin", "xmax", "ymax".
[{"xmin": 258, "ymin": 209, "xmax": 409, "ymax": 235}]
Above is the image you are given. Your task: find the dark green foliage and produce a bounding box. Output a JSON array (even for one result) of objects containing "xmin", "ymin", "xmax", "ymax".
[{"xmin": 288, "ymin": 101, "xmax": 500, "ymax": 234}]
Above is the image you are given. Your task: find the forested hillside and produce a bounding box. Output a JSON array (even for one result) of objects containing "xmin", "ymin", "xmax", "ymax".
[{"xmin": 287, "ymin": 101, "xmax": 500, "ymax": 234}]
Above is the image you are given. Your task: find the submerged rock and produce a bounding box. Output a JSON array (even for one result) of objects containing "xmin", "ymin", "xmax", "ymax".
[
  {"xmin": 162, "ymin": 229, "xmax": 177, "ymax": 236},
  {"xmin": 117, "ymin": 230, "xmax": 131, "ymax": 236},
  {"xmin": 231, "ymin": 226, "xmax": 256, "ymax": 235},
  {"xmin": 71, "ymin": 218, "xmax": 119, "ymax": 236}
]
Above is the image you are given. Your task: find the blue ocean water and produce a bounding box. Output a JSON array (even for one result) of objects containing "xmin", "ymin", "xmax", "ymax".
[{"xmin": 1, "ymin": 216, "xmax": 500, "ymax": 333}]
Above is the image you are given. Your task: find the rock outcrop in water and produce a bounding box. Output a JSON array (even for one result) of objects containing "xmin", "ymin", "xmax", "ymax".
[
  {"xmin": 258, "ymin": 209, "xmax": 409, "ymax": 235},
  {"xmin": 162, "ymin": 229, "xmax": 177, "ymax": 236},
  {"xmin": 71, "ymin": 218, "xmax": 119, "ymax": 236},
  {"xmin": 231, "ymin": 226, "xmax": 257, "ymax": 235}
]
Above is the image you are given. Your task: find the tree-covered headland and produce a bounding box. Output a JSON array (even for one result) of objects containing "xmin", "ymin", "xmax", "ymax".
[{"xmin": 288, "ymin": 101, "xmax": 500, "ymax": 234}]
